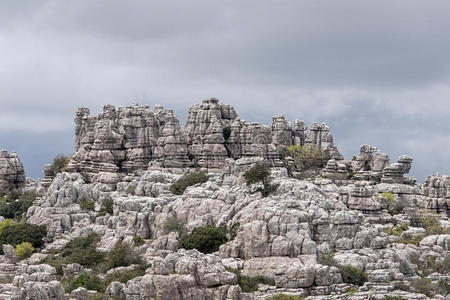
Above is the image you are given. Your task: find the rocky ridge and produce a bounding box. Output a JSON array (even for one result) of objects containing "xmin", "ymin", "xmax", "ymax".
[{"xmin": 0, "ymin": 99, "xmax": 448, "ymax": 300}]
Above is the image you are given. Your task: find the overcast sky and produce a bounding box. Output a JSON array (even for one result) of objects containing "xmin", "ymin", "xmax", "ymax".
[{"xmin": 1, "ymin": 0, "xmax": 450, "ymax": 180}]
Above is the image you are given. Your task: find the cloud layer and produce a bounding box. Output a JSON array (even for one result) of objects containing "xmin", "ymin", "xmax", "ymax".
[{"xmin": 1, "ymin": 0, "xmax": 450, "ymax": 179}]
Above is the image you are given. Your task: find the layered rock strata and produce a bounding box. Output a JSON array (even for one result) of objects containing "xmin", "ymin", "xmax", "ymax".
[{"xmin": 0, "ymin": 150, "xmax": 25, "ymax": 194}]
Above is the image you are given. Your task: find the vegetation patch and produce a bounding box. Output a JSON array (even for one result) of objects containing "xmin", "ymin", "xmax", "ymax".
[
  {"xmin": 100, "ymin": 197, "xmax": 114, "ymax": 215},
  {"xmin": 339, "ymin": 265, "xmax": 367, "ymax": 286},
  {"xmin": 79, "ymin": 198, "xmax": 95, "ymax": 211},
  {"xmin": 225, "ymin": 267, "xmax": 275, "ymax": 292},
  {"xmin": 286, "ymin": 144, "xmax": 324, "ymax": 171},
  {"xmin": 51, "ymin": 154, "xmax": 71, "ymax": 175},
  {"xmin": 63, "ymin": 264, "xmax": 147, "ymax": 293},
  {"xmin": 179, "ymin": 225, "xmax": 228, "ymax": 254},
  {"xmin": 169, "ymin": 171, "xmax": 209, "ymax": 195},
  {"xmin": 222, "ymin": 126, "xmax": 232, "ymax": 140},
  {"xmin": 133, "ymin": 235, "xmax": 145, "ymax": 246},
  {"xmin": 42, "ymin": 233, "xmax": 142, "ymax": 276},
  {"xmin": 385, "ymin": 224, "xmax": 408, "ymax": 236},
  {"xmin": 266, "ymin": 294, "xmax": 304, "ymax": 300},
  {"xmin": 395, "ymin": 233, "xmax": 423, "ymax": 246},
  {"xmin": 243, "ymin": 163, "xmax": 279, "ymax": 197},
  {"xmin": 125, "ymin": 186, "xmax": 136, "ymax": 196},
  {"xmin": 0, "ymin": 191, "xmax": 37, "ymax": 221},
  {"xmin": 0, "ymin": 223, "xmax": 47, "ymax": 249},
  {"xmin": 14, "ymin": 242, "xmax": 34, "ymax": 260}
]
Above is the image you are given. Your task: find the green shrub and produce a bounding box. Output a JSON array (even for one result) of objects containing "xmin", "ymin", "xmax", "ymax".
[
  {"xmin": 422, "ymin": 212, "xmax": 449, "ymax": 235},
  {"xmin": 105, "ymin": 264, "xmax": 147, "ymax": 284},
  {"xmin": 339, "ymin": 265, "xmax": 367, "ymax": 286},
  {"xmin": 225, "ymin": 267, "xmax": 274, "ymax": 292},
  {"xmin": 79, "ymin": 198, "xmax": 95, "ymax": 211},
  {"xmin": 100, "ymin": 197, "xmax": 114, "ymax": 215},
  {"xmin": 179, "ymin": 225, "xmax": 228, "ymax": 254},
  {"xmin": 14, "ymin": 242, "xmax": 34, "ymax": 260},
  {"xmin": 66, "ymin": 273, "xmax": 106, "ymax": 293},
  {"xmin": 243, "ymin": 163, "xmax": 278, "ymax": 197},
  {"xmin": 412, "ymin": 277, "xmax": 434, "ymax": 297},
  {"xmin": 42, "ymin": 233, "xmax": 104, "ymax": 272},
  {"xmin": 318, "ymin": 252, "xmax": 338, "ymax": 267},
  {"xmin": 395, "ymin": 233, "xmax": 423, "ymax": 246},
  {"xmin": 385, "ymin": 224, "xmax": 409, "ymax": 236},
  {"xmin": 286, "ymin": 144, "xmax": 324, "ymax": 171},
  {"xmin": 0, "ymin": 191, "xmax": 37, "ymax": 220},
  {"xmin": 51, "ymin": 154, "xmax": 71, "ymax": 174},
  {"xmin": 266, "ymin": 295, "xmax": 304, "ymax": 300},
  {"xmin": 0, "ymin": 219, "xmax": 15, "ymax": 235},
  {"xmin": 133, "ymin": 235, "xmax": 145, "ymax": 246},
  {"xmin": 102, "ymin": 242, "xmax": 142, "ymax": 270},
  {"xmin": 381, "ymin": 192, "xmax": 394, "ymax": 203},
  {"xmin": 169, "ymin": 171, "xmax": 209, "ymax": 195},
  {"xmin": 223, "ymin": 126, "xmax": 232, "ymax": 140},
  {"xmin": 0, "ymin": 223, "xmax": 47, "ymax": 248},
  {"xmin": 125, "ymin": 186, "xmax": 136, "ymax": 195},
  {"xmin": 163, "ymin": 216, "xmax": 186, "ymax": 235}
]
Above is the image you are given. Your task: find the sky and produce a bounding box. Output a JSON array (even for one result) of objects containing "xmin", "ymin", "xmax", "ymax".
[{"xmin": 1, "ymin": 0, "xmax": 450, "ymax": 181}]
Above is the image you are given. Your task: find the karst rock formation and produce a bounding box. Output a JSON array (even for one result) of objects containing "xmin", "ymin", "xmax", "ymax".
[{"xmin": 0, "ymin": 98, "xmax": 448, "ymax": 300}]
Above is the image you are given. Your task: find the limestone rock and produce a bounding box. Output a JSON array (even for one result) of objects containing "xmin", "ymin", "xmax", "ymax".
[{"xmin": 0, "ymin": 150, "xmax": 25, "ymax": 195}]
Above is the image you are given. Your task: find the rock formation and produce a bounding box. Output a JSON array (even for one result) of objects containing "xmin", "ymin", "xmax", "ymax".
[
  {"xmin": 0, "ymin": 149, "xmax": 25, "ymax": 195},
  {"xmin": 3, "ymin": 99, "xmax": 449, "ymax": 299}
]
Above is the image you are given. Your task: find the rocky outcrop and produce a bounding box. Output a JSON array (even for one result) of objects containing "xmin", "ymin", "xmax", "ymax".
[
  {"xmin": 67, "ymin": 104, "xmax": 191, "ymax": 182},
  {"xmin": 0, "ymin": 150, "xmax": 25, "ymax": 195},
  {"xmin": 66, "ymin": 99, "xmax": 343, "ymax": 178},
  {"xmin": 381, "ymin": 155, "xmax": 415, "ymax": 185},
  {"xmin": 422, "ymin": 174, "xmax": 450, "ymax": 215}
]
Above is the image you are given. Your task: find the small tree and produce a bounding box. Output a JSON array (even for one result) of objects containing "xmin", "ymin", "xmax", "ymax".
[
  {"xmin": 51, "ymin": 154, "xmax": 71, "ymax": 175},
  {"xmin": 169, "ymin": 171, "xmax": 209, "ymax": 195},
  {"xmin": 15, "ymin": 242, "xmax": 34, "ymax": 260},
  {"xmin": 243, "ymin": 163, "xmax": 278, "ymax": 197},
  {"xmin": 179, "ymin": 225, "xmax": 228, "ymax": 254},
  {"xmin": 286, "ymin": 144, "xmax": 324, "ymax": 171}
]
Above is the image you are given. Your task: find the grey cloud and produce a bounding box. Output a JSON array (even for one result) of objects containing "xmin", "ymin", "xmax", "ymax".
[{"xmin": 0, "ymin": 0, "xmax": 450, "ymax": 180}]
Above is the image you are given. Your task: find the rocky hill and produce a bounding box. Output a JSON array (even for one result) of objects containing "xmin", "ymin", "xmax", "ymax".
[{"xmin": 0, "ymin": 99, "xmax": 448, "ymax": 300}]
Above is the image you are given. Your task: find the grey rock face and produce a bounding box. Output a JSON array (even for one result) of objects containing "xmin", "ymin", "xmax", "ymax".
[
  {"xmin": 422, "ymin": 174, "xmax": 450, "ymax": 214},
  {"xmin": 67, "ymin": 103, "xmax": 191, "ymax": 182},
  {"xmin": 0, "ymin": 150, "xmax": 25, "ymax": 195},
  {"xmin": 381, "ymin": 155, "xmax": 414, "ymax": 184},
  {"xmin": 66, "ymin": 99, "xmax": 343, "ymax": 177}
]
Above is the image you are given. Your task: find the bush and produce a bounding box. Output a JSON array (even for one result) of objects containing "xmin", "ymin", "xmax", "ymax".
[
  {"xmin": 225, "ymin": 267, "xmax": 274, "ymax": 292},
  {"xmin": 412, "ymin": 278, "xmax": 434, "ymax": 297},
  {"xmin": 243, "ymin": 163, "xmax": 278, "ymax": 197},
  {"xmin": 42, "ymin": 233, "xmax": 105, "ymax": 272},
  {"xmin": 179, "ymin": 225, "xmax": 228, "ymax": 254},
  {"xmin": 339, "ymin": 265, "xmax": 367, "ymax": 286},
  {"xmin": 286, "ymin": 144, "xmax": 324, "ymax": 171},
  {"xmin": 0, "ymin": 223, "xmax": 46, "ymax": 248},
  {"xmin": 15, "ymin": 242, "xmax": 34, "ymax": 260},
  {"xmin": 318, "ymin": 252, "xmax": 338, "ymax": 267},
  {"xmin": 223, "ymin": 126, "xmax": 232, "ymax": 140},
  {"xmin": 385, "ymin": 224, "xmax": 408, "ymax": 236},
  {"xmin": 79, "ymin": 199, "xmax": 95, "ymax": 211},
  {"xmin": 125, "ymin": 186, "xmax": 136, "ymax": 196},
  {"xmin": 65, "ymin": 273, "xmax": 105, "ymax": 293},
  {"xmin": 51, "ymin": 154, "xmax": 71, "ymax": 175},
  {"xmin": 395, "ymin": 233, "xmax": 423, "ymax": 246},
  {"xmin": 169, "ymin": 171, "xmax": 209, "ymax": 195},
  {"xmin": 422, "ymin": 213, "xmax": 449, "ymax": 235},
  {"xmin": 266, "ymin": 295, "xmax": 304, "ymax": 300},
  {"xmin": 0, "ymin": 219, "xmax": 16, "ymax": 235},
  {"xmin": 0, "ymin": 191, "xmax": 37, "ymax": 220},
  {"xmin": 102, "ymin": 242, "xmax": 142, "ymax": 270},
  {"xmin": 100, "ymin": 197, "xmax": 114, "ymax": 215},
  {"xmin": 133, "ymin": 235, "xmax": 145, "ymax": 246}
]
